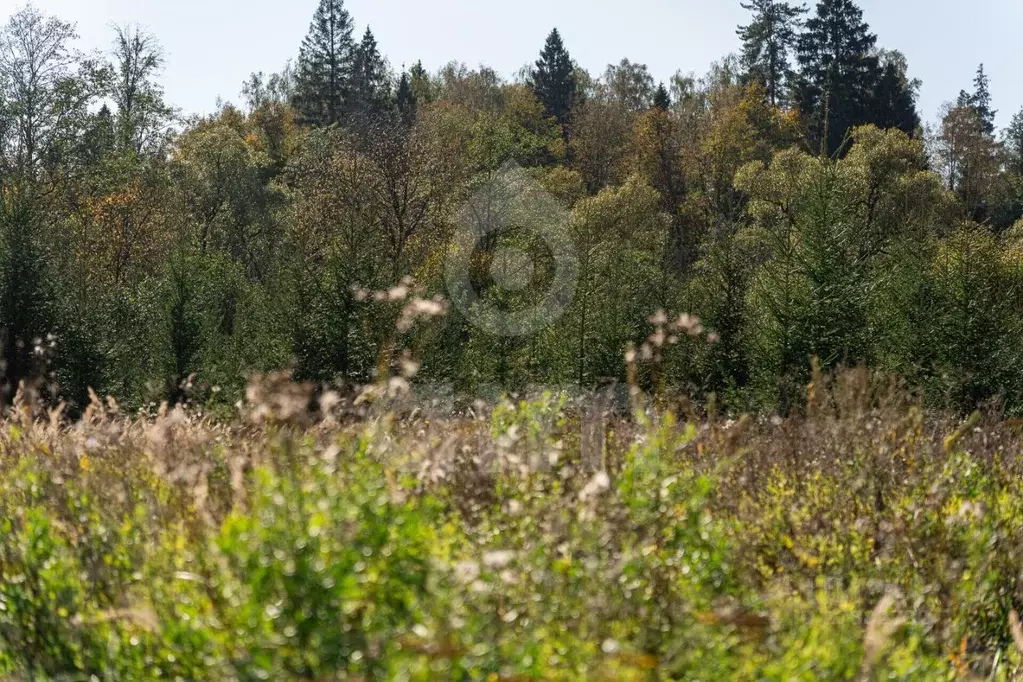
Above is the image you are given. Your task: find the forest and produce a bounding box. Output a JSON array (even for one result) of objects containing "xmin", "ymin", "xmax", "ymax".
[
  {"xmin": 7, "ymin": 1, "xmax": 1023, "ymax": 679},
  {"xmin": 1, "ymin": 0, "xmax": 1021, "ymax": 416}
]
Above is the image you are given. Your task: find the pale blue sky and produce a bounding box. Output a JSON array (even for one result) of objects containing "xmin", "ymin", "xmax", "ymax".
[{"xmin": 12, "ymin": 0, "xmax": 1023, "ymax": 129}]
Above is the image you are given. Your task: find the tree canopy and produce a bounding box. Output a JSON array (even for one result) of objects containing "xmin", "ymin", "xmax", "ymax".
[{"xmin": 0, "ymin": 0, "xmax": 1019, "ymax": 417}]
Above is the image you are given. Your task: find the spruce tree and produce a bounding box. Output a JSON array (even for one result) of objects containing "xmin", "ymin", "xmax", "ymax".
[
  {"xmin": 408, "ymin": 60, "xmax": 433, "ymax": 103},
  {"xmin": 0, "ymin": 193, "xmax": 60, "ymax": 406},
  {"xmin": 81, "ymin": 105, "xmax": 116, "ymax": 165},
  {"xmin": 349, "ymin": 27, "xmax": 391, "ymax": 123},
  {"xmin": 530, "ymin": 28, "xmax": 576, "ymax": 125},
  {"xmin": 794, "ymin": 0, "xmax": 918, "ymax": 155},
  {"xmin": 867, "ymin": 50, "xmax": 920, "ymax": 137},
  {"xmin": 958, "ymin": 64, "xmax": 997, "ymax": 137},
  {"xmin": 1004, "ymin": 108, "xmax": 1023, "ymax": 175},
  {"xmin": 653, "ymin": 82, "xmax": 670, "ymax": 110},
  {"xmin": 293, "ymin": 0, "xmax": 355, "ymax": 127},
  {"xmin": 737, "ymin": 0, "xmax": 806, "ymax": 107},
  {"xmin": 395, "ymin": 70, "xmax": 417, "ymax": 125}
]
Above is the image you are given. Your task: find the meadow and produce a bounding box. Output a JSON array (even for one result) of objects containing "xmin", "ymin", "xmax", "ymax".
[{"xmin": 2, "ymin": 363, "xmax": 1023, "ymax": 680}]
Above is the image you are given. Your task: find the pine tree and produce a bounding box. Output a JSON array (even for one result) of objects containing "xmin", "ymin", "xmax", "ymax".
[
  {"xmin": 349, "ymin": 27, "xmax": 391, "ymax": 124},
  {"xmin": 653, "ymin": 82, "xmax": 670, "ymax": 110},
  {"xmin": 530, "ymin": 28, "xmax": 576, "ymax": 125},
  {"xmin": 737, "ymin": 0, "xmax": 806, "ymax": 107},
  {"xmin": 292, "ymin": 0, "xmax": 355, "ymax": 127}
]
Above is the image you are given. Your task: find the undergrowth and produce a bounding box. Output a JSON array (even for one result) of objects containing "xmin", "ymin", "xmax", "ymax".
[{"xmin": 0, "ymin": 367, "xmax": 1022, "ymax": 679}]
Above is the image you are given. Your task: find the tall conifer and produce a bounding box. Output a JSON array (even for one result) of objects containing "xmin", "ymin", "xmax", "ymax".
[
  {"xmin": 737, "ymin": 0, "xmax": 806, "ymax": 106},
  {"xmin": 293, "ymin": 0, "xmax": 355, "ymax": 126},
  {"xmin": 530, "ymin": 28, "xmax": 576, "ymax": 125}
]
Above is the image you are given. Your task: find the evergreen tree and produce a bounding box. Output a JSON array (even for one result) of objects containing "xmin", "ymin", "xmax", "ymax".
[
  {"xmin": 1004, "ymin": 108, "xmax": 1023, "ymax": 175},
  {"xmin": 349, "ymin": 27, "xmax": 391, "ymax": 124},
  {"xmin": 0, "ymin": 193, "xmax": 60, "ymax": 406},
  {"xmin": 653, "ymin": 82, "xmax": 670, "ymax": 110},
  {"xmin": 866, "ymin": 50, "xmax": 920, "ymax": 136},
  {"xmin": 794, "ymin": 0, "xmax": 916, "ymax": 155},
  {"xmin": 530, "ymin": 28, "xmax": 576, "ymax": 125},
  {"xmin": 395, "ymin": 70, "xmax": 417, "ymax": 125},
  {"xmin": 292, "ymin": 0, "xmax": 355, "ymax": 127},
  {"xmin": 80, "ymin": 104, "xmax": 116, "ymax": 165},
  {"xmin": 958, "ymin": 64, "xmax": 996, "ymax": 137},
  {"xmin": 795, "ymin": 0, "xmax": 878, "ymax": 155},
  {"xmin": 408, "ymin": 60, "xmax": 433, "ymax": 104},
  {"xmin": 737, "ymin": 0, "xmax": 806, "ymax": 107}
]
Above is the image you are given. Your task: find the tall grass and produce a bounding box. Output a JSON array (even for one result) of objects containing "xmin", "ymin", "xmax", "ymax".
[{"xmin": 0, "ymin": 361, "xmax": 1022, "ymax": 679}]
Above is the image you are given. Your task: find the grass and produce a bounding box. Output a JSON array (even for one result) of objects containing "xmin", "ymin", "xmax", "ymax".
[{"xmin": 1, "ymin": 367, "xmax": 1023, "ymax": 679}]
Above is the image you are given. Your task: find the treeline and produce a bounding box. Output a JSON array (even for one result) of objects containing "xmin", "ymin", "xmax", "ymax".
[{"xmin": 0, "ymin": 0, "xmax": 1022, "ymax": 413}]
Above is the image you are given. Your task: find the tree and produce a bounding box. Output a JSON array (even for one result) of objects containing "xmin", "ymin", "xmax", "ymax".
[
  {"xmin": 570, "ymin": 88, "xmax": 633, "ymax": 191},
  {"xmin": 83, "ymin": 161, "xmax": 170, "ymax": 287},
  {"xmin": 395, "ymin": 70, "xmax": 417, "ymax": 125},
  {"xmin": 957, "ymin": 64, "xmax": 996, "ymax": 137},
  {"xmin": 933, "ymin": 102, "xmax": 1000, "ymax": 223},
  {"xmin": 80, "ymin": 104, "xmax": 115, "ymax": 165},
  {"xmin": 866, "ymin": 49, "xmax": 920, "ymax": 136},
  {"xmin": 285, "ymin": 128, "xmax": 390, "ymax": 383},
  {"xmin": 349, "ymin": 27, "xmax": 390, "ymax": 124},
  {"xmin": 652, "ymin": 82, "xmax": 670, "ymax": 110},
  {"xmin": 913, "ymin": 228, "xmax": 1023, "ymax": 410},
  {"xmin": 632, "ymin": 100, "xmax": 687, "ymax": 272},
  {"xmin": 292, "ymin": 0, "xmax": 355, "ymax": 127},
  {"xmin": 794, "ymin": 0, "xmax": 907, "ymax": 156},
  {"xmin": 737, "ymin": 125, "xmax": 949, "ymax": 406},
  {"xmin": 408, "ymin": 60, "xmax": 434, "ymax": 105},
  {"xmin": 603, "ymin": 59, "xmax": 655, "ymax": 111},
  {"xmin": 1004, "ymin": 108, "xmax": 1023, "ymax": 176},
  {"xmin": 171, "ymin": 108, "xmax": 282, "ymax": 278},
  {"xmin": 529, "ymin": 28, "xmax": 575, "ymax": 126},
  {"xmin": 242, "ymin": 62, "xmax": 295, "ymax": 112},
  {"xmin": 365, "ymin": 121, "xmax": 455, "ymax": 279},
  {"xmin": 567, "ymin": 176, "xmax": 668, "ymax": 384},
  {"xmin": 0, "ymin": 6, "xmax": 88, "ymax": 176},
  {"xmin": 109, "ymin": 25, "xmax": 173, "ymax": 156},
  {"xmin": 0, "ymin": 191, "xmax": 59, "ymax": 404},
  {"xmin": 737, "ymin": 0, "xmax": 806, "ymax": 107},
  {"xmin": 972, "ymin": 65, "xmax": 996, "ymax": 136}
]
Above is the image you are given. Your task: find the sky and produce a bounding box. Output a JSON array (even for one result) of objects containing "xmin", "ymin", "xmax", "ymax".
[{"xmin": 10, "ymin": 0, "xmax": 1023, "ymax": 130}]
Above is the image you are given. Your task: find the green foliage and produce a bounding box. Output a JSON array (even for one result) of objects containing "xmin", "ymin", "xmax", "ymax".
[
  {"xmin": 4, "ymin": 0, "xmax": 1023, "ymax": 427},
  {"xmin": 348, "ymin": 27, "xmax": 392, "ymax": 124},
  {"xmin": 737, "ymin": 0, "xmax": 806, "ymax": 107},
  {"xmin": 794, "ymin": 0, "xmax": 919, "ymax": 155},
  {"xmin": 530, "ymin": 28, "xmax": 576, "ymax": 127},
  {"xmin": 9, "ymin": 0, "xmax": 1023, "ymax": 678},
  {"xmin": 0, "ymin": 377, "xmax": 1021, "ymax": 678},
  {"xmin": 292, "ymin": 0, "xmax": 355, "ymax": 127}
]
